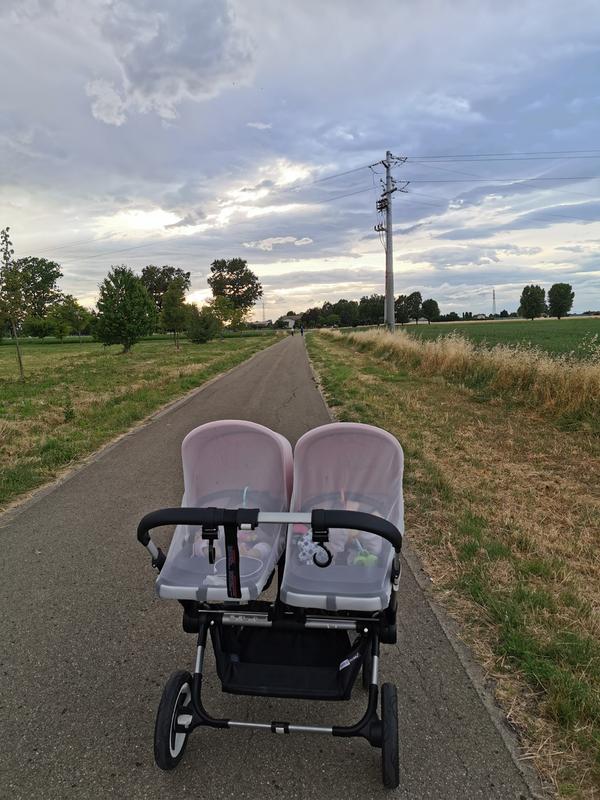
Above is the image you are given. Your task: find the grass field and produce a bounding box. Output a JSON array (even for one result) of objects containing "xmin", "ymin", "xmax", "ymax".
[
  {"xmin": 400, "ymin": 317, "xmax": 600, "ymax": 357},
  {"xmin": 307, "ymin": 332, "xmax": 600, "ymax": 799},
  {"xmin": 0, "ymin": 335, "xmax": 277, "ymax": 509}
]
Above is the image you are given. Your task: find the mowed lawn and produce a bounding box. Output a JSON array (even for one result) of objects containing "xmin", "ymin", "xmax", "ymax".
[
  {"xmin": 401, "ymin": 317, "xmax": 599, "ymax": 356},
  {"xmin": 0, "ymin": 335, "xmax": 276, "ymax": 508},
  {"xmin": 307, "ymin": 331, "xmax": 600, "ymax": 799}
]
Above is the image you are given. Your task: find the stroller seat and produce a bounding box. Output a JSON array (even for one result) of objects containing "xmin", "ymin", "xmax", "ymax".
[
  {"xmin": 156, "ymin": 420, "xmax": 293, "ymax": 602},
  {"xmin": 280, "ymin": 423, "xmax": 404, "ymax": 612}
]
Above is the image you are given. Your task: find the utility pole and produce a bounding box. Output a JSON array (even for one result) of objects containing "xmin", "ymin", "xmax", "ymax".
[
  {"xmin": 492, "ymin": 288, "xmax": 497, "ymax": 316},
  {"xmin": 375, "ymin": 152, "xmax": 408, "ymax": 332}
]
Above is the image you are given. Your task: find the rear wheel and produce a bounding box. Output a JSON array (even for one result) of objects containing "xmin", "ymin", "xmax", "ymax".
[
  {"xmin": 154, "ymin": 671, "xmax": 193, "ymax": 770},
  {"xmin": 381, "ymin": 683, "xmax": 399, "ymax": 789}
]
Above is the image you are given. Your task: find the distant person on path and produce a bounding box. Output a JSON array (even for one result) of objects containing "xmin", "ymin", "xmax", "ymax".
[
  {"xmin": 300, "ymin": 324, "xmax": 304, "ymax": 337},
  {"xmin": 291, "ymin": 326, "xmax": 295, "ymax": 336}
]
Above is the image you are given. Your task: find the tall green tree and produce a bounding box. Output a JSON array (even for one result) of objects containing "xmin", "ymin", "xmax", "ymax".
[
  {"xmin": 421, "ymin": 298, "xmax": 440, "ymax": 324},
  {"xmin": 140, "ymin": 265, "xmax": 191, "ymax": 314},
  {"xmin": 547, "ymin": 283, "xmax": 574, "ymax": 320},
  {"xmin": 406, "ymin": 291, "xmax": 423, "ymax": 324},
  {"xmin": 358, "ymin": 294, "xmax": 384, "ymax": 325},
  {"xmin": 519, "ymin": 285, "xmax": 546, "ymax": 320},
  {"xmin": 208, "ymin": 258, "xmax": 262, "ymax": 313},
  {"xmin": 15, "ymin": 257, "xmax": 63, "ymax": 317},
  {"xmin": 161, "ymin": 278, "xmax": 187, "ymax": 349},
  {"xmin": 95, "ymin": 266, "xmax": 156, "ymax": 352},
  {"xmin": 395, "ymin": 295, "xmax": 410, "ymax": 325},
  {"xmin": 0, "ymin": 227, "xmax": 25, "ymax": 380}
]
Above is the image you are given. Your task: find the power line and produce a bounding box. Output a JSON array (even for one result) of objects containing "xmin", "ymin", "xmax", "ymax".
[
  {"xmin": 405, "ymin": 148, "xmax": 600, "ymax": 159},
  {"xmin": 405, "ymin": 176, "xmax": 600, "ymax": 183}
]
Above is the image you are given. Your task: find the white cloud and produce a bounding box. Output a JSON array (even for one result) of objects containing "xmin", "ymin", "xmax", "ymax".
[
  {"xmin": 86, "ymin": 79, "xmax": 127, "ymax": 126},
  {"xmin": 244, "ymin": 235, "xmax": 312, "ymax": 251},
  {"xmin": 88, "ymin": 0, "xmax": 254, "ymax": 124},
  {"xmin": 247, "ymin": 121, "xmax": 271, "ymax": 129}
]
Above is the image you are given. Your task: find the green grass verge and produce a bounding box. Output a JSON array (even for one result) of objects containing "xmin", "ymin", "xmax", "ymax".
[
  {"xmin": 307, "ymin": 331, "xmax": 600, "ymax": 798},
  {"xmin": 0, "ymin": 335, "xmax": 277, "ymax": 507}
]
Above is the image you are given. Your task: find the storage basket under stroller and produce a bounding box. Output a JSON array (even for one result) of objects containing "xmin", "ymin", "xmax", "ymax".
[{"xmin": 137, "ymin": 421, "xmax": 404, "ymax": 788}]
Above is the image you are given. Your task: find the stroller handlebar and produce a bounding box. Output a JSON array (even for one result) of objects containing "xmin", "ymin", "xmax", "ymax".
[{"xmin": 137, "ymin": 507, "xmax": 402, "ymax": 551}]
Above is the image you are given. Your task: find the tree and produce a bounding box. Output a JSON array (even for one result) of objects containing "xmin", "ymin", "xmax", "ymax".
[
  {"xmin": 421, "ymin": 298, "xmax": 440, "ymax": 324},
  {"xmin": 499, "ymin": 309, "xmax": 509, "ymax": 318},
  {"xmin": 161, "ymin": 278, "xmax": 187, "ymax": 349},
  {"xmin": 50, "ymin": 295, "xmax": 92, "ymax": 340},
  {"xmin": 548, "ymin": 283, "xmax": 574, "ymax": 319},
  {"xmin": 358, "ymin": 294, "xmax": 384, "ymax": 325},
  {"xmin": 95, "ymin": 266, "xmax": 156, "ymax": 352},
  {"xmin": 15, "ymin": 256, "xmax": 63, "ymax": 317},
  {"xmin": 186, "ymin": 304, "xmax": 220, "ymax": 343},
  {"xmin": 519, "ymin": 285, "xmax": 546, "ymax": 320},
  {"xmin": 395, "ymin": 295, "xmax": 410, "ymax": 325},
  {"xmin": 208, "ymin": 258, "xmax": 262, "ymax": 313},
  {"xmin": 207, "ymin": 295, "xmax": 246, "ymax": 328},
  {"xmin": 140, "ymin": 265, "xmax": 191, "ymax": 315},
  {"xmin": 22, "ymin": 316, "xmax": 54, "ymax": 339},
  {"xmin": 0, "ymin": 227, "xmax": 25, "ymax": 380},
  {"xmin": 406, "ymin": 291, "xmax": 422, "ymax": 324}
]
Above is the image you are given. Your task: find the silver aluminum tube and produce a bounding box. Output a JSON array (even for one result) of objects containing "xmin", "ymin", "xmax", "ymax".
[
  {"xmin": 220, "ymin": 612, "xmax": 356, "ymax": 631},
  {"xmin": 228, "ymin": 721, "xmax": 272, "ymax": 731},
  {"xmin": 194, "ymin": 645, "xmax": 205, "ymax": 675},
  {"xmin": 288, "ymin": 725, "xmax": 332, "ymax": 734},
  {"xmin": 146, "ymin": 541, "xmax": 159, "ymax": 559},
  {"xmin": 256, "ymin": 512, "xmax": 312, "ymax": 525},
  {"xmin": 371, "ymin": 654, "xmax": 379, "ymax": 685},
  {"xmin": 228, "ymin": 721, "xmax": 332, "ymax": 735}
]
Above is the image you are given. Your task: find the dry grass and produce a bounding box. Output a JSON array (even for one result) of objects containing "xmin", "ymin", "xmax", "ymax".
[
  {"xmin": 332, "ymin": 329, "xmax": 600, "ymax": 427},
  {"xmin": 308, "ymin": 331, "xmax": 600, "ymax": 799}
]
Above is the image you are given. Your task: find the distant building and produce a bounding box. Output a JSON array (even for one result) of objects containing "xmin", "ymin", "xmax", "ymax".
[{"xmin": 473, "ymin": 314, "xmax": 487, "ymax": 320}]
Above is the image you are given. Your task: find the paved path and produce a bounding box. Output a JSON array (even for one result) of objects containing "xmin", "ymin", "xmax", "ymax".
[{"xmin": 1, "ymin": 336, "xmax": 537, "ymax": 799}]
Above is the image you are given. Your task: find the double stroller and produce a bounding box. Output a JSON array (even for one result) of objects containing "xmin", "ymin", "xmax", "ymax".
[{"xmin": 137, "ymin": 420, "xmax": 404, "ymax": 788}]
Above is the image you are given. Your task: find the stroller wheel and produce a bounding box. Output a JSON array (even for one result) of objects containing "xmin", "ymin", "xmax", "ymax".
[
  {"xmin": 154, "ymin": 671, "xmax": 193, "ymax": 770},
  {"xmin": 381, "ymin": 683, "xmax": 399, "ymax": 789}
]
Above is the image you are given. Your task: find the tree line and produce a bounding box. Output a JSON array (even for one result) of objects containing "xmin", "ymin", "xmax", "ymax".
[
  {"xmin": 1, "ymin": 227, "xmax": 262, "ymax": 379},
  {"xmin": 279, "ymin": 283, "xmax": 576, "ymax": 329}
]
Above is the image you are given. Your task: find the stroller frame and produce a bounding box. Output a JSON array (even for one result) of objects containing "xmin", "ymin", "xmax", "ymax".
[{"xmin": 138, "ymin": 506, "xmax": 402, "ymax": 787}]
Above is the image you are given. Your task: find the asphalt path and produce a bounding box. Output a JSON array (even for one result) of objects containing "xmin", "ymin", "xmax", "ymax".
[{"xmin": 1, "ymin": 335, "xmax": 539, "ymax": 799}]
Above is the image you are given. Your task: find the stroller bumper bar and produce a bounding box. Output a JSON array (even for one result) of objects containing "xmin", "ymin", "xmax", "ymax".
[{"xmin": 137, "ymin": 507, "xmax": 403, "ymax": 550}]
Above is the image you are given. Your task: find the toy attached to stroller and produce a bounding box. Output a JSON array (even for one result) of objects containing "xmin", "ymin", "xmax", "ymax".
[{"xmin": 137, "ymin": 420, "xmax": 404, "ymax": 788}]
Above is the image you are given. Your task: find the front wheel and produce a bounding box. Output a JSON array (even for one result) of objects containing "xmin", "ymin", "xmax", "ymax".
[
  {"xmin": 154, "ymin": 670, "xmax": 193, "ymax": 770},
  {"xmin": 381, "ymin": 683, "xmax": 399, "ymax": 789}
]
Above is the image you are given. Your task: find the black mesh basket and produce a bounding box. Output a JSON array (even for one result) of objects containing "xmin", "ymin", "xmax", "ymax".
[{"xmin": 211, "ymin": 625, "xmax": 366, "ymax": 700}]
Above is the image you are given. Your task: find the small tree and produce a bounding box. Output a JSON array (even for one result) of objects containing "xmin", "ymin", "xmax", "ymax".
[
  {"xmin": 51, "ymin": 295, "xmax": 92, "ymax": 341},
  {"xmin": 0, "ymin": 227, "xmax": 25, "ymax": 380},
  {"xmin": 186, "ymin": 304, "xmax": 220, "ymax": 343},
  {"xmin": 208, "ymin": 258, "xmax": 262, "ymax": 313},
  {"xmin": 421, "ymin": 298, "xmax": 440, "ymax": 324},
  {"xmin": 395, "ymin": 295, "xmax": 410, "ymax": 326},
  {"xmin": 16, "ymin": 256, "xmax": 63, "ymax": 317},
  {"xmin": 161, "ymin": 278, "xmax": 187, "ymax": 349},
  {"xmin": 406, "ymin": 291, "xmax": 422, "ymax": 324},
  {"xmin": 95, "ymin": 266, "xmax": 155, "ymax": 352},
  {"xmin": 23, "ymin": 316, "xmax": 54, "ymax": 339},
  {"xmin": 519, "ymin": 285, "xmax": 546, "ymax": 320},
  {"xmin": 548, "ymin": 283, "xmax": 574, "ymax": 319}
]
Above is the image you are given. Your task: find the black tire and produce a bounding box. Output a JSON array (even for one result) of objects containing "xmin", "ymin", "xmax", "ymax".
[
  {"xmin": 362, "ymin": 646, "xmax": 373, "ymax": 690},
  {"xmin": 381, "ymin": 683, "xmax": 399, "ymax": 789},
  {"xmin": 154, "ymin": 670, "xmax": 193, "ymax": 770}
]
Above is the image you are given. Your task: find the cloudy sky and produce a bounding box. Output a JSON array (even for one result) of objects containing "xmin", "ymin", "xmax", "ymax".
[{"xmin": 2, "ymin": 0, "xmax": 600, "ymax": 318}]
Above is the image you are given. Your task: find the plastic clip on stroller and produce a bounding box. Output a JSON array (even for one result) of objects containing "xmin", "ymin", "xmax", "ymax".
[{"xmin": 137, "ymin": 421, "xmax": 404, "ymax": 789}]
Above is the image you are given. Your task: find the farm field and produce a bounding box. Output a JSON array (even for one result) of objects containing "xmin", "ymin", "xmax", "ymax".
[
  {"xmin": 401, "ymin": 317, "xmax": 599, "ymax": 356},
  {"xmin": 307, "ymin": 331, "xmax": 600, "ymax": 799},
  {"xmin": 0, "ymin": 334, "xmax": 277, "ymax": 509}
]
